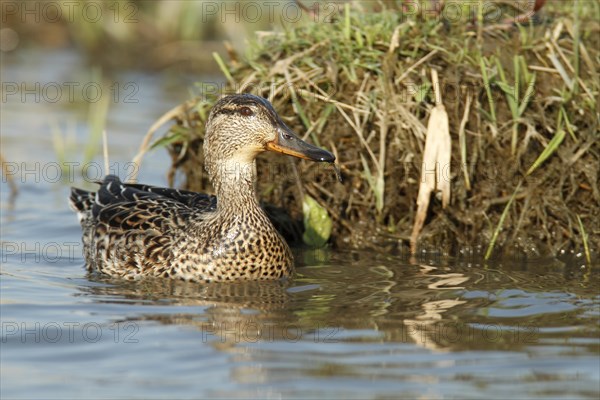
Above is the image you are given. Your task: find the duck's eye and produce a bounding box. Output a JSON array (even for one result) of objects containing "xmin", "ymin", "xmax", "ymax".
[{"xmin": 239, "ymin": 106, "xmax": 253, "ymax": 117}]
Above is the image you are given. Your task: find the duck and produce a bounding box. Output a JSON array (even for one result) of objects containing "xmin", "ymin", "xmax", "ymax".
[{"xmin": 70, "ymin": 94, "xmax": 335, "ymax": 282}]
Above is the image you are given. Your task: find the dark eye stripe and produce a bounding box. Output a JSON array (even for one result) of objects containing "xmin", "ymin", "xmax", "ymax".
[
  {"xmin": 215, "ymin": 108, "xmax": 237, "ymax": 116},
  {"xmin": 214, "ymin": 107, "xmax": 254, "ymax": 117}
]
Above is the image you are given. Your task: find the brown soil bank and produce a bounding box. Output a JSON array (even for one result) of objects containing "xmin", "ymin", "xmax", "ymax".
[{"xmin": 159, "ymin": 2, "xmax": 599, "ymax": 260}]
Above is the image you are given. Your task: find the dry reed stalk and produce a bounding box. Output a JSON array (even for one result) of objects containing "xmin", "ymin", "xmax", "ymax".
[{"xmin": 410, "ymin": 69, "xmax": 451, "ymax": 254}]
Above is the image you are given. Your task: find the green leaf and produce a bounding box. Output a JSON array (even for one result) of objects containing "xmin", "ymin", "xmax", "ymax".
[
  {"xmin": 495, "ymin": 81, "xmax": 515, "ymax": 95},
  {"xmin": 518, "ymin": 73, "xmax": 536, "ymax": 116},
  {"xmin": 526, "ymin": 128, "xmax": 566, "ymax": 176},
  {"xmin": 302, "ymin": 195, "xmax": 332, "ymax": 248},
  {"xmin": 149, "ymin": 130, "xmax": 185, "ymax": 150},
  {"xmin": 414, "ymin": 83, "xmax": 431, "ymax": 103},
  {"xmin": 212, "ymin": 52, "xmax": 234, "ymax": 86},
  {"xmin": 496, "ymin": 81, "xmax": 518, "ymax": 116}
]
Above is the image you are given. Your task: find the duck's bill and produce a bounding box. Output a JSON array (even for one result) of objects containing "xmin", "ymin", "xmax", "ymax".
[{"xmin": 266, "ymin": 124, "xmax": 335, "ymax": 163}]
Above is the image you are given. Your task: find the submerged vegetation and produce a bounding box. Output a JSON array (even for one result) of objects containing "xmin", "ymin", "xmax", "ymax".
[{"xmin": 147, "ymin": 1, "xmax": 598, "ymax": 260}]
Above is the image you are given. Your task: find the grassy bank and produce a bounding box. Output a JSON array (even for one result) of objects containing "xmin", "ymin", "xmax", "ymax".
[{"xmin": 152, "ymin": 1, "xmax": 598, "ymax": 260}]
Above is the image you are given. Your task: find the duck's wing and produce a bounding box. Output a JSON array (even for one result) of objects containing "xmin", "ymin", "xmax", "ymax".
[
  {"xmin": 70, "ymin": 175, "xmax": 215, "ymax": 232},
  {"xmin": 70, "ymin": 175, "xmax": 302, "ymax": 246},
  {"xmin": 121, "ymin": 181, "xmax": 216, "ymax": 211},
  {"xmin": 93, "ymin": 176, "xmax": 185, "ymax": 231},
  {"xmin": 100, "ymin": 178, "xmax": 304, "ymax": 243}
]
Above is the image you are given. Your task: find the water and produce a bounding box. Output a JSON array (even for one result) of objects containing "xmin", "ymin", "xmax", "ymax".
[{"xmin": 2, "ymin": 50, "xmax": 599, "ymax": 399}]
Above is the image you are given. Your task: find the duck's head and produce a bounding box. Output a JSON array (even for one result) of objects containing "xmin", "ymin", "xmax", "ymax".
[{"xmin": 204, "ymin": 94, "xmax": 335, "ymax": 169}]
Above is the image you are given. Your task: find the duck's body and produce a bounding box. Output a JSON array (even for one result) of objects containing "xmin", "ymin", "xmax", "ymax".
[
  {"xmin": 70, "ymin": 94, "xmax": 334, "ymax": 282},
  {"xmin": 70, "ymin": 175, "xmax": 293, "ymax": 282}
]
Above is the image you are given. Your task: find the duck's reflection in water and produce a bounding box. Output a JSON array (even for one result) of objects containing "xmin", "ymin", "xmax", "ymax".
[
  {"xmin": 79, "ymin": 274, "xmax": 304, "ymax": 349},
  {"xmin": 78, "ymin": 260, "xmax": 483, "ymax": 353},
  {"xmin": 76, "ymin": 250, "xmax": 580, "ymax": 356}
]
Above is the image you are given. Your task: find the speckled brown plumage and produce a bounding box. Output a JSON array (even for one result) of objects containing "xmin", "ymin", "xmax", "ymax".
[{"xmin": 69, "ymin": 94, "xmax": 335, "ymax": 283}]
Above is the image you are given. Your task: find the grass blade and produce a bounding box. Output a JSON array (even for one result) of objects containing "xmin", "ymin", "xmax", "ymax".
[
  {"xmin": 526, "ymin": 128, "xmax": 565, "ymax": 175},
  {"xmin": 344, "ymin": 3, "xmax": 351, "ymax": 40},
  {"xmin": 576, "ymin": 215, "xmax": 592, "ymax": 265},
  {"xmin": 518, "ymin": 73, "xmax": 537, "ymax": 116},
  {"xmin": 479, "ymin": 57, "xmax": 497, "ymax": 125},
  {"xmin": 213, "ymin": 52, "xmax": 235, "ymax": 86},
  {"xmin": 485, "ymin": 180, "xmax": 523, "ymax": 260}
]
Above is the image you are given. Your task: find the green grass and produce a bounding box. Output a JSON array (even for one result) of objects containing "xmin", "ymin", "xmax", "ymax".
[{"xmin": 149, "ymin": 0, "xmax": 600, "ymax": 257}]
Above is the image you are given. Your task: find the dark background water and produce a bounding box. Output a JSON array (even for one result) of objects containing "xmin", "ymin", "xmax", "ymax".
[{"xmin": 2, "ymin": 45, "xmax": 599, "ymax": 400}]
